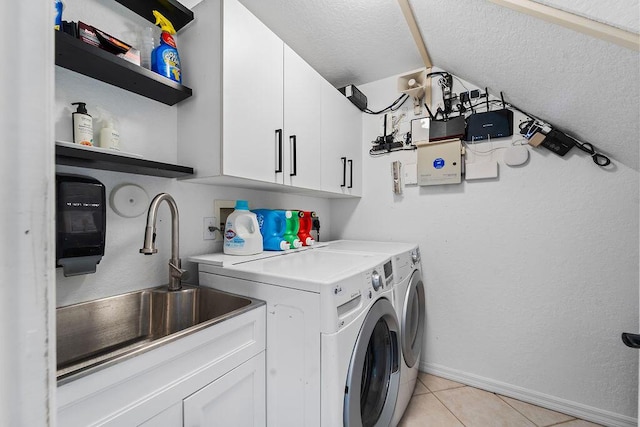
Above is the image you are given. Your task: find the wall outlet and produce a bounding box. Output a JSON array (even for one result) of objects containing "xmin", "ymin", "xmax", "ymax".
[
  {"xmin": 203, "ymin": 217, "xmax": 217, "ymax": 240},
  {"xmin": 214, "ymin": 199, "xmax": 236, "ymax": 232}
]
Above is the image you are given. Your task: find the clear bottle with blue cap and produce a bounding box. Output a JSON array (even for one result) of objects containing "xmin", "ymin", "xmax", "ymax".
[{"xmin": 224, "ymin": 200, "xmax": 263, "ymax": 255}]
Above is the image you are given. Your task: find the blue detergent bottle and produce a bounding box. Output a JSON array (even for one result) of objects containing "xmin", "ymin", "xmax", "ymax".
[
  {"xmin": 253, "ymin": 209, "xmax": 289, "ymax": 251},
  {"xmin": 151, "ymin": 10, "xmax": 181, "ymax": 83}
]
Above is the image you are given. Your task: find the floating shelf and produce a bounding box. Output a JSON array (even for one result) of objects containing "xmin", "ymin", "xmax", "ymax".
[
  {"xmin": 55, "ymin": 31, "xmax": 192, "ymax": 106},
  {"xmin": 56, "ymin": 143, "xmax": 194, "ymax": 178},
  {"xmin": 114, "ymin": 0, "xmax": 194, "ymax": 32}
]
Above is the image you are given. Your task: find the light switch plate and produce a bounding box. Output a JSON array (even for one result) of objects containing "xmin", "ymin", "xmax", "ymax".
[{"xmin": 404, "ymin": 162, "xmax": 418, "ymax": 185}]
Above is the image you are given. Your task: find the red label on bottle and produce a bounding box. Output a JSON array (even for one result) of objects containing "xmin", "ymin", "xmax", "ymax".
[{"xmin": 161, "ymin": 32, "xmax": 176, "ymax": 48}]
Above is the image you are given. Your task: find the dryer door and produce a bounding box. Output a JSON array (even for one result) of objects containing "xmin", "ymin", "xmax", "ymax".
[
  {"xmin": 402, "ymin": 270, "xmax": 425, "ymax": 368},
  {"xmin": 344, "ymin": 297, "xmax": 400, "ymax": 427}
]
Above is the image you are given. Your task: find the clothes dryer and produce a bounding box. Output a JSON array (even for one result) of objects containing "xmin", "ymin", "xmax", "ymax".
[
  {"xmin": 190, "ymin": 248, "xmax": 400, "ymax": 427},
  {"xmin": 319, "ymin": 241, "xmax": 425, "ymax": 426}
]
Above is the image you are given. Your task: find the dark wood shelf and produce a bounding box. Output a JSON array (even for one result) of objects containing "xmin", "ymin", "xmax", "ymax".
[
  {"xmin": 114, "ymin": 0, "xmax": 194, "ymax": 32},
  {"xmin": 55, "ymin": 31, "xmax": 192, "ymax": 106},
  {"xmin": 56, "ymin": 144, "xmax": 194, "ymax": 178}
]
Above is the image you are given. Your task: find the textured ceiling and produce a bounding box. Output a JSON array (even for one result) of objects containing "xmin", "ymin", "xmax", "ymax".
[{"xmin": 234, "ymin": 0, "xmax": 639, "ymax": 170}]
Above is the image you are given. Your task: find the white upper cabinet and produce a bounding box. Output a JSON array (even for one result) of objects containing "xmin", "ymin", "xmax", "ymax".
[
  {"xmin": 283, "ymin": 46, "xmax": 323, "ymax": 190},
  {"xmin": 222, "ymin": 0, "xmax": 284, "ymax": 184},
  {"xmin": 177, "ymin": 0, "xmax": 360, "ymax": 197},
  {"xmin": 321, "ymin": 80, "xmax": 362, "ymax": 196}
]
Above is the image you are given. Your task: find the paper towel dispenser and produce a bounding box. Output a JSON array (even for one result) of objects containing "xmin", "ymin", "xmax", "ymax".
[{"xmin": 56, "ymin": 174, "xmax": 106, "ymax": 276}]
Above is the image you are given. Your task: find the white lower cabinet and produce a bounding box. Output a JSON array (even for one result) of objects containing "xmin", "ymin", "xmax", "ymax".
[
  {"xmin": 57, "ymin": 305, "xmax": 266, "ymax": 427},
  {"xmin": 184, "ymin": 353, "xmax": 266, "ymax": 426}
]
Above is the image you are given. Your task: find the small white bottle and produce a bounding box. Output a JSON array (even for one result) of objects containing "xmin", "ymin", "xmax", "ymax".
[
  {"xmin": 99, "ymin": 116, "xmax": 120, "ymax": 150},
  {"xmin": 71, "ymin": 102, "xmax": 93, "ymax": 146}
]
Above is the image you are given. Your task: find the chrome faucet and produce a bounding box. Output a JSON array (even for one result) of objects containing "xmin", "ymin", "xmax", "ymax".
[{"xmin": 140, "ymin": 193, "xmax": 188, "ymax": 291}]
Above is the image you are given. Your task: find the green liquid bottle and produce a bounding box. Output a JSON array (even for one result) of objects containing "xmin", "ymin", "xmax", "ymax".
[{"xmin": 283, "ymin": 210, "xmax": 302, "ymax": 249}]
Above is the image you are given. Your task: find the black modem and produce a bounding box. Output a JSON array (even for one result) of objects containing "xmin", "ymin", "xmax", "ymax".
[
  {"xmin": 464, "ymin": 91, "xmax": 513, "ymax": 142},
  {"xmin": 421, "ymin": 103, "xmax": 465, "ymax": 141}
]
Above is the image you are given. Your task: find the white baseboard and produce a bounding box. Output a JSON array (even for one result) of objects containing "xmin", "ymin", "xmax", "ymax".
[{"xmin": 420, "ymin": 362, "xmax": 637, "ymax": 427}]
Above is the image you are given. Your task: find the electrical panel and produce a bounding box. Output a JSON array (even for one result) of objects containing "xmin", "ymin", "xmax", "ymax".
[{"xmin": 416, "ymin": 139, "xmax": 462, "ymax": 186}]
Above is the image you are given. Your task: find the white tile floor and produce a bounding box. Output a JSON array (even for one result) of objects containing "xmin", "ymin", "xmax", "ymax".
[{"xmin": 398, "ymin": 373, "xmax": 603, "ymax": 427}]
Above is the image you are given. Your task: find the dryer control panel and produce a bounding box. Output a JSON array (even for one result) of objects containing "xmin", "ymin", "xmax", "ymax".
[{"xmin": 325, "ymin": 258, "xmax": 393, "ymax": 334}]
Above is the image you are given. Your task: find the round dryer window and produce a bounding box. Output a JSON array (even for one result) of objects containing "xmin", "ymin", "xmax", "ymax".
[
  {"xmin": 344, "ymin": 298, "xmax": 400, "ymax": 427},
  {"xmin": 402, "ymin": 271, "xmax": 425, "ymax": 368}
]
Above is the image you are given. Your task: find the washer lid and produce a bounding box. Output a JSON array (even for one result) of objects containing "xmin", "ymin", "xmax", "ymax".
[
  {"xmin": 321, "ymin": 240, "xmax": 417, "ymax": 256},
  {"xmin": 206, "ymin": 250, "xmax": 389, "ymax": 292}
]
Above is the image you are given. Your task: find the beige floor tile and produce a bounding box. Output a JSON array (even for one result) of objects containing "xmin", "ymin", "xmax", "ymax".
[
  {"xmin": 435, "ymin": 386, "xmax": 536, "ymax": 427},
  {"xmin": 398, "ymin": 393, "xmax": 463, "ymax": 427},
  {"xmin": 553, "ymin": 420, "xmax": 603, "ymax": 427},
  {"xmin": 413, "ymin": 379, "xmax": 430, "ymax": 395},
  {"xmin": 498, "ymin": 395, "xmax": 574, "ymax": 426},
  {"xmin": 418, "ymin": 372, "xmax": 465, "ymax": 392}
]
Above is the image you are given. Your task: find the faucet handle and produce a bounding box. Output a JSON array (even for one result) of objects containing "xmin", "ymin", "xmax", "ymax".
[{"xmin": 169, "ymin": 261, "xmax": 189, "ymax": 281}]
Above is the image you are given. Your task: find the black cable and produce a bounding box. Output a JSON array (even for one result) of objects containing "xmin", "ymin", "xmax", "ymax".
[
  {"xmin": 364, "ymin": 94, "xmax": 409, "ymax": 115},
  {"xmin": 566, "ymin": 134, "xmax": 611, "ymax": 167},
  {"xmin": 369, "ymin": 146, "xmax": 416, "ymax": 156}
]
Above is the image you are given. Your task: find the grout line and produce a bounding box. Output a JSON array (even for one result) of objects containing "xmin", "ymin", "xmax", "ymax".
[
  {"xmin": 496, "ymin": 394, "xmax": 577, "ymax": 427},
  {"xmin": 431, "ymin": 386, "xmax": 469, "ymax": 427},
  {"xmin": 419, "ymin": 373, "xmax": 466, "ymax": 393},
  {"xmin": 496, "ymin": 393, "xmax": 541, "ymax": 426},
  {"xmin": 546, "ymin": 420, "xmax": 581, "ymax": 427}
]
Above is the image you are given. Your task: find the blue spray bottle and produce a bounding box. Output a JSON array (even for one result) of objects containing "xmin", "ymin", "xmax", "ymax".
[
  {"xmin": 54, "ymin": 0, "xmax": 64, "ymax": 30},
  {"xmin": 151, "ymin": 10, "xmax": 181, "ymax": 83}
]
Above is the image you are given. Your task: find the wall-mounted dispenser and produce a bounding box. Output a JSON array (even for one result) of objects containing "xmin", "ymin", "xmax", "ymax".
[{"xmin": 56, "ymin": 174, "xmax": 106, "ymax": 276}]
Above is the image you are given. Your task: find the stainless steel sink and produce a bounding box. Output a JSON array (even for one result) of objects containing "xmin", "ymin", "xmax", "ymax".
[{"xmin": 56, "ymin": 285, "xmax": 263, "ymax": 384}]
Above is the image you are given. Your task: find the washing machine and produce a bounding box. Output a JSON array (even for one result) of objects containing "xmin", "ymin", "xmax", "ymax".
[
  {"xmin": 319, "ymin": 241, "xmax": 425, "ymax": 426},
  {"xmin": 190, "ymin": 248, "xmax": 400, "ymax": 427}
]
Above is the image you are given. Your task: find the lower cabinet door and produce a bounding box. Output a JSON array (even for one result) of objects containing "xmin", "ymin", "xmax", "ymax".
[
  {"xmin": 139, "ymin": 402, "xmax": 182, "ymax": 427},
  {"xmin": 183, "ymin": 352, "xmax": 266, "ymax": 427}
]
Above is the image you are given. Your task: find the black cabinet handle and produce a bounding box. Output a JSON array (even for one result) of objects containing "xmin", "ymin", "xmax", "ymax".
[
  {"xmin": 622, "ymin": 332, "xmax": 640, "ymax": 348},
  {"xmin": 290, "ymin": 135, "xmax": 297, "ymax": 177},
  {"xmin": 275, "ymin": 129, "xmax": 283, "ymax": 173},
  {"xmin": 341, "ymin": 157, "xmax": 347, "ymax": 187},
  {"xmin": 348, "ymin": 159, "xmax": 353, "ymax": 189}
]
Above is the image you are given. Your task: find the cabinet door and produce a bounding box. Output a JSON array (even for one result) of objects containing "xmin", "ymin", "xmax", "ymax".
[
  {"xmin": 320, "ymin": 80, "xmax": 363, "ymax": 196},
  {"xmin": 222, "ymin": 0, "xmax": 284, "ymax": 184},
  {"xmin": 138, "ymin": 402, "xmax": 182, "ymax": 427},
  {"xmin": 183, "ymin": 352, "xmax": 266, "ymax": 427},
  {"xmin": 283, "ymin": 45, "xmax": 322, "ymax": 190}
]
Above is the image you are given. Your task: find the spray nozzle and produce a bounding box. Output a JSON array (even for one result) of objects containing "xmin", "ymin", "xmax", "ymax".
[
  {"xmin": 152, "ymin": 10, "xmax": 176, "ymax": 35},
  {"xmin": 72, "ymin": 102, "xmax": 88, "ymax": 114}
]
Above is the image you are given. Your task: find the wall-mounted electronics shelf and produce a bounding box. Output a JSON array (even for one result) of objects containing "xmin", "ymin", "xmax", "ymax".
[
  {"xmin": 56, "ymin": 143, "xmax": 194, "ymax": 178},
  {"xmin": 55, "ymin": 31, "xmax": 193, "ymax": 106},
  {"xmin": 114, "ymin": 0, "xmax": 194, "ymax": 31}
]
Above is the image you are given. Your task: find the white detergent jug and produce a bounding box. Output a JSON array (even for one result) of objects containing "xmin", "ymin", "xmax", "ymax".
[{"xmin": 224, "ymin": 200, "xmax": 263, "ymax": 255}]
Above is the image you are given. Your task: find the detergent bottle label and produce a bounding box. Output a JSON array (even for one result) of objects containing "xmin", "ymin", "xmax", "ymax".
[{"xmin": 224, "ymin": 229, "xmax": 246, "ymax": 248}]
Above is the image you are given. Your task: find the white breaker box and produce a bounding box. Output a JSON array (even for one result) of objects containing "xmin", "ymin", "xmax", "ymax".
[{"xmin": 416, "ymin": 138, "xmax": 462, "ymax": 186}]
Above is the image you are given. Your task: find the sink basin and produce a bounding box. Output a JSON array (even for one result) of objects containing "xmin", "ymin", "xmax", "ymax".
[{"xmin": 56, "ymin": 285, "xmax": 262, "ymax": 384}]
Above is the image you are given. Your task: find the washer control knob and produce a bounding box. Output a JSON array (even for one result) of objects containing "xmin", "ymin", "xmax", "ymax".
[
  {"xmin": 411, "ymin": 250, "xmax": 419, "ymax": 264},
  {"xmin": 371, "ymin": 270, "xmax": 382, "ymax": 291}
]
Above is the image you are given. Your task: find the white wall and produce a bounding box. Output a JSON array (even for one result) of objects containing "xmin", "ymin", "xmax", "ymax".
[{"xmin": 330, "ymin": 71, "xmax": 639, "ymax": 423}]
